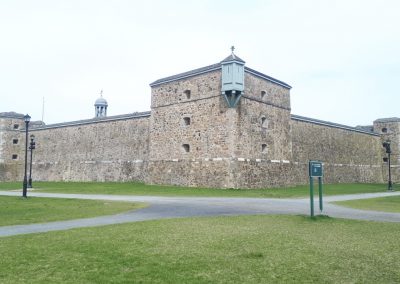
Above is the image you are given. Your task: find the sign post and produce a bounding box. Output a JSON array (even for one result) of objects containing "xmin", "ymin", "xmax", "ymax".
[{"xmin": 309, "ymin": 161, "xmax": 323, "ymax": 217}]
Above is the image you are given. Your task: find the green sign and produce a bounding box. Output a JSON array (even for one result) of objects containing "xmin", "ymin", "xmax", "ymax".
[
  {"xmin": 309, "ymin": 160, "xmax": 324, "ymax": 217},
  {"xmin": 309, "ymin": 161, "xmax": 323, "ymax": 177}
]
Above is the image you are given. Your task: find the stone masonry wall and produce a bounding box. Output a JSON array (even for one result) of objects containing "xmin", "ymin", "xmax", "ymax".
[
  {"xmin": 291, "ymin": 119, "xmax": 384, "ymax": 184},
  {"xmin": 234, "ymin": 72, "xmax": 292, "ymax": 161},
  {"xmin": 147, "ymin": 69, "xmax": 294, "ymax": 188},
  {"xmin": 0, "ymin": 117, "xmax": 24, "ymax": 181},
  {"xmin": 29, "ymin": 116, "xmax": 150, "ymax": 182},
  {"xmin": 228, "ymin": 119, "xmax": 385, "ymax": 189},
  {"xmin": 373, "ymin": 120, "xmax": 400, "ymax": 183},
  {"xmin": 225, "ymin": 72, "xmax": 293, "ymax": 188},
  {"xmin": 149, "ymin": 70, "xmax": 232, "ymax": 160},
  {"xmin": 236, "ymin": 99, "xmax": 291, "ymax": 161},
  {"xmin": 0, "ymin": 63, "xmax": 393, "ymax": 188},
  {"xmin": 147, "ymin": 70, "xmax": 236, "ymax": 187}
]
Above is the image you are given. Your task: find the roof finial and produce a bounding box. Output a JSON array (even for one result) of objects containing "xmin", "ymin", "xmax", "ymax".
[
  {"xmin": 99, "ymin": 89, "xmax": 103, "ymax": 97},
  {"xmin": 231, "ymin": 46, "xmax": 235, "ymax": 54}
]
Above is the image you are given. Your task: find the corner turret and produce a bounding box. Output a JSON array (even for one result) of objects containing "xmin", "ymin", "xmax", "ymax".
[{"xmin": 221, "ymin": 46, "xmax": 245, "ymax": 107}]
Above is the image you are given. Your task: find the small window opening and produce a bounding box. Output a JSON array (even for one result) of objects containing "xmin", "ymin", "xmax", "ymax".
[
  {"xmin": 182, "ymin": 144, "xmax": 190, "ymax": 153},
  {"xmin": 184, "ymin": 90, "xmax": 191, "ymax": 99},
  {"xmin": 12, "ymin": 154, "xmax": 18, "ymax": 160},
  {"xmin": 13, "ymin": 124, "xmax": 19, "ymax": 129},
  {"xmin": 12, "ymin": 139, "xmax": 18, "ymax": 144},
  {"xmin": 262, "ymin": 144, "xmax": 268, "ymax": 154},
  {"xmin": 261, "ymin": 116, "xmax": 268, "ymax": 128},
  {"xmin": 261, "ymin": 91, "xmax": 266, "ymax": 99},
  {"xmin": 382, "ymin": 127, "xmax": 387, "ymax": 133},
  {"xmin": 183, "ymin": 117, "xmax": 191, "ymax": 126},
  {"xmin": 383, "ymin": 157, "xmax": 388, "ymax": 162}
]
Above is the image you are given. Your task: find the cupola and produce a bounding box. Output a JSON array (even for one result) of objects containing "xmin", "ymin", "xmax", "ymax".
[{"xmin": 94, "ymin": 90, "xmax": 108, "ymax": 117}]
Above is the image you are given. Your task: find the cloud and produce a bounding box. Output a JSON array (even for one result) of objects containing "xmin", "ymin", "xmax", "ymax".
[{"xmin": 0, "ymin": 0, "xmax": 399, "ymax": 125}]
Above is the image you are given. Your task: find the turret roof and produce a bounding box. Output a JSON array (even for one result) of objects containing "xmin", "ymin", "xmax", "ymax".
[
  {"xmin": 150, "ymin": 63, "xmax": 291, "ymax": 89},
  {"xmin": 150, "ymin": 50, "xmax": 291, "ymax": 89},
  {"xmin": 292, "ymin": 114, "xmax": 379, "ymax": 136},
  {"xmin": 95, "ymin": 96, "xmax": 108, "ymax": 106},
  {"xmin": 0, "ymin": 112, "xmax": 25, "ymax": 119},
  {"xmin": 374, "ymin": 117, "xmax": 400, "ymax": 123},
  {"xmin": 220, "ymin": 53, "xmax": 245, "ymax": 64}
]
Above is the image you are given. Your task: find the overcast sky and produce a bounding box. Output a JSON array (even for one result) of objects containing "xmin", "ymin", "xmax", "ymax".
[{"xmin": 1, "ymin": 0, "xmax": 399, "ymax": 126}]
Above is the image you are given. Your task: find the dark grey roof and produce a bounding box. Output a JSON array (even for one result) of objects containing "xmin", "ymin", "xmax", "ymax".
[
  {"xmin": 291, "ymin": 114, "xmax": 379, "ymax": 136},
  {"xmin": 150, "ymin": 63, "xmax": 221, "ymax": 87},
  {"xmin": 355, "ymin": 125, "xmax": 374, "ymax": 132},
  {"xmin": 30, "ymin": 121, "xmax": 46, "ymax": 127},
  {"xmin": 150, "ymin": 63, "xmax": 291, "ymax": 89},
  {"xmin": 245, "ymin": 67, "xmax": 292, "ymax": 89},
  {"xmin": 374, "ymin": 117, "xmax": 400, "ymax": 123},
  {"xmin": 220, "ymin": 54, "xmax": 245, "ymax": 64},
  {"xmin": 0, "ymin": 112, "xmax": 25, "ymax": 119},
  {"xmin": 29, "ymin": 111, "xmax": 151, "ymax": 131}
]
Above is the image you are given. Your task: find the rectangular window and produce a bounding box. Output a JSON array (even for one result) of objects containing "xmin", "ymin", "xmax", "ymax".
[
  {"xmin": 12, "ymin": 154, "xmax": 18, "ymax": 160},
  {"xmin": 184, "ymin": 90, "xmax": 191, "ymax": 99},
  {"xmin": 183, "ymin": 117, "xmax": 191, "ymax": 126},
  {"xmin": 12, "ymin": 139, "xmax": 18, "ymax": 144},
  {"xmin": 262, "ymin": 144, "xmax": 268, "ymax": 154},
  {"xmin": 182, "ymin": 144, "xmax": 190, "ymax": 153},
  {"xmin": 261, "ymin": 117, "xmax": 268, "ymax": 128},
  {"xmin": 13, "ymin": 124, "xmax": 19, "ymax": 129}
]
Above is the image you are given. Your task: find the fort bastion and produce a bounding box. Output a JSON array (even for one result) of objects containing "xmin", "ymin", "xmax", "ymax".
[{"xmin": 0, "ymin": 51, "xmax": 398, "ymax": 188}]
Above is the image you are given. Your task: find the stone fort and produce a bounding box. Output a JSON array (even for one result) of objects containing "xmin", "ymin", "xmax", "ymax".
[{"xmin": 1, "ymin": 51, "xmax": 399, "ymax": 188}]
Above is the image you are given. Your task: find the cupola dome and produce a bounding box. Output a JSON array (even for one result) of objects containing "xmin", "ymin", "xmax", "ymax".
[
  {"xmin": 95, "ymin": 97, "xmax": 108, "ymax": 106},
  {"xmin": 94, "ymin": 90, "xmax": 108, "ymax": 117}
]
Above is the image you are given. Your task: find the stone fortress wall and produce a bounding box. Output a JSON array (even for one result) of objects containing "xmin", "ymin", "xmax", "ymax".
[
  {"xmin": 0, "ymin": 52, "xmax": 398, "ymax": 188},
  {"xmin": 30, "ymin": 113, "xmax": 150, "ymax": 182},
  {"xmin": 373, "ymin": 118, "xmax": 400, "ymax": 184},
  {"xmin": 146, "ymin": 66, "xmax": 294, "ymax": 188},
  {"xmin": 291, "ymin": 117, "xmax": 383, "ymax": 184},
  {"xmin": 0, "ymin": 114, "xmax": 25, "ymax": 181}
]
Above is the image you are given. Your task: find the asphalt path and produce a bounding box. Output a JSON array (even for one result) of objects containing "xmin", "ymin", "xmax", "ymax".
[{"xmin": 1, "ymin": 190, "xmax": 400, "ymax": 237}]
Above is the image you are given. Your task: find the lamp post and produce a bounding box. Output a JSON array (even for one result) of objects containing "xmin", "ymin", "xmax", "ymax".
[
  {"xmin": 28, "ymin": 134, "xmax": 36, "ymax": 188},
  {"xmin": 383, "ymin": 141, "xmax": 393, "ymax": 191},
  {"xmin": 22, "ymin": 114, "xmax": 31, "ymax": 198}
]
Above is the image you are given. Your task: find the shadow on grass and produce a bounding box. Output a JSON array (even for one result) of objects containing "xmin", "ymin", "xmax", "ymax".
[{"xmin": 297, "ymin": 214, "xmax": 332, "ymax": 222}]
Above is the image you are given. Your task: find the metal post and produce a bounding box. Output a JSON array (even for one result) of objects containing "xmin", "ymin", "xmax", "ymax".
[
  {"xmin": 28, "ymin": 148, "xmax": 33, "ymax": 188},
  {"xmin": 318, "ymin": 177, "xmax": 323, "ymax": 212},
  {"xmin": 388, "ymin": 150, "xmax": 393, "ymax": 191},
  {"xmin": 28, "ymin": 136, "xmax": 34, "ymax": 188},
  {"xmin": 310, "ymin": 177, "xmax": 314, "ymax": 217},
  {"xmin": 22, "ymin": 114, "xmax": 30, "ymax": 198},
  {"xmin": 383, "ymin": 141, "xmax": 393, "ymax": 191}
]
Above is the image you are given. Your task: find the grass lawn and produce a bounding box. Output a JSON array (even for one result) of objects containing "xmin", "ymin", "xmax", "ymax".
[
  {"xmin": 334, "ymin": 195, "xmax": 400, "ymax": 213},
  {"xmin": 0, "ymin": 181, "xmax": 396, "ymax": 198},
  {"xmin": 0, "ymin": 215, "xmax": 399, "ymax": 283},
  {"xmin": 0, "ymin": 196, "xmax": 146, "ymax": 226}
]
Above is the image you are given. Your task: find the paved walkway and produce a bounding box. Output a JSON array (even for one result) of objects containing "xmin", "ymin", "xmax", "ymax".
[{"xmin": 1, "ymin": 190, "xmax": 400, "ymax": 237}]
